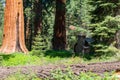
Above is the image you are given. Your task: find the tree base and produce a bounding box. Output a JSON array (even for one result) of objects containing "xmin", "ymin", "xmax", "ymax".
[{"xmin": 0, "ymin": 46, "xmax": 28, "ymax": 54}]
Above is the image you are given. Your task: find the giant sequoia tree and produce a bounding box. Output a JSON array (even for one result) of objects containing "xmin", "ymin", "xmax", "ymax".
[
  {"xmin": 52, "ymin": 0, "xmax": 66, "ymax": 50},
  {"xmin": 0, "ymin": 0, "xmax": 28, "ymax": 53}
]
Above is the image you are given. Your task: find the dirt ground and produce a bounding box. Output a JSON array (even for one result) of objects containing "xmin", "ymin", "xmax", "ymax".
[{"xmin": 0, "ymin": 61, "xmax": 120, "ymax": 79}]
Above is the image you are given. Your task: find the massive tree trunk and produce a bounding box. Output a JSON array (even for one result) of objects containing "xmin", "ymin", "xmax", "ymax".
[
  {"xmin": 34, "ymin": 0, "xmax": 42, "ymax": 36},
  {"xmin": 0, "ymin": 0, "xmax": 28, "ymax": 53},
  {"xmin": 52, "ymin": 0, "xmax": 66, "ymax": 50}
]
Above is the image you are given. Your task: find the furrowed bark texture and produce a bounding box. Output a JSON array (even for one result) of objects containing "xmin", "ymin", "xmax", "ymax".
[
  {"xmin": 0, "ymin": 0, "xmax": 28, "ymax": 53},
  {"xmin": 52, "ymin": 0, "xmax": 66, "ymax": 50}
]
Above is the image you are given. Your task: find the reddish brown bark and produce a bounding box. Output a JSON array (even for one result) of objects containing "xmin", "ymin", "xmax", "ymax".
[
  {"xmin": 0, "ymin": 0, "xmax": 28, "ymax": 54},
  {"xmin": 52, "ymin": 0, "xmax": 66, "ymax": 50}
]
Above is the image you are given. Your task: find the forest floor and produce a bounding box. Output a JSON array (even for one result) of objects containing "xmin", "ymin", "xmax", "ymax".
[{"xmin": 0, "ymin": 61, "xmax": 120, "ymax": 79}]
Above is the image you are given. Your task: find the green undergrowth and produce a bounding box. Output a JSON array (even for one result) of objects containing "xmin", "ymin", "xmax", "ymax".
[
  {"xmin": 0, "ymin": 53, "xmax": 40, "ymax": 66},
  {"xmin": 47, "ymin": 69, "xmax": 118, "ymax": 80},
  {"xmin": 0, "ymin": 50, "xmax": 120, "ymax": 67},
  {"xmin": 5, "ymin": 69, "xmax": 119, "ymax": 80},
  {"xmin": 5, "ymin": 71, "xmax": 41, "ymax": 80},
  {"xmin": 0, "ymin": 52, "xmax": 82, "ymax": 67}
]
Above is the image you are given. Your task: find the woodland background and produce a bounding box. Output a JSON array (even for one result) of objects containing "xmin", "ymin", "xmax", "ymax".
[
  {"xmin": 0, "ymin": 0, "xmax": 120, "ymax": 54},
  {"xmin": 0, "ymin": 0, "xmax": 120, "ymax": 79},
  {"xmin": 0, "ymin": 0, "xmax": 120, "ymax": 60}
]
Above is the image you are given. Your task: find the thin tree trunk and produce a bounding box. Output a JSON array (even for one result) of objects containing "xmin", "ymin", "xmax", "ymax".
[
  {"xmin": 0, "ymin": 0, "xmax": 28, "ymax": 53},
  {"xmin": 52, "ymin": 0, "xmax": 66, "ymax": 50}
]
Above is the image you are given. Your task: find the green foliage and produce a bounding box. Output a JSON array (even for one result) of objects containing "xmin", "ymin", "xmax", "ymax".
[
  {"xmin": 0, "ymin": 0, "xmax": 4, "ymax": 46},
  {"xmin": 0, "ymin": 51, "xmax": 120, "ymax": 67},
  {"xmin": 0, "ymin": 52, "xmax": 81, "ymax": 67},
  {"xmin": 29, "ymin": 0, "xmax": 55, "ymax": 51},
  {"xmin": 5, "ymin": 72, "xmax": 41, "ymax": 80},
  {"xmin": 32, "ymin": 34, "xmax": 50, "ymax": 53},
  {"xmin": 30, "ymin": 50, "xmax": 44, "ymax": 57},
  {"xmin": 90, "ymin": 16, "xmax": 120, "ymax": 40},
  {"xmin": 5, "ymin": 69, "xmax": 118, "ymax": 80},
  {"xmin": 50, "ymin": 68, "xmax": 77, "ymax": 80},
  {"xmin": 42, "ymin": 1, "xmax": 55, "ymax": 36},
  {"xmin": 0, "ymin": 53, "xmax": 40, "ymax": 66},
  {"xmin": 89, "ymin": 0, "xmax": 120, "ymax": 56},
  {"xmin": 0, "ymin": 0, "xmax": 120, "ymax": 68},
  {"xmin": 89, "ymin": 0, "xmax": 119, "ymax": 22},
  {"xmin": 67, "ymin": 26, "xmax": 91, "ymax": 50},
  {"xmin": 23, "ymin": 0, "xmax": 35, "ymax": 50},
  {"xmin": 66, "ymin": 0, "xmax": 93, "ymax": 50},
  {"xmin": 90, "ymin": 16, "xmax": 120, "ymax": 55},
  {"xmin": 66, "ymin": 0, "xmax": 93, "ymax": 26},
  {"xmin": 0, "ymin": 52, "xmax": 80, "ymax": 67},
  {"xmin": 44, "ymin": 50, "xmax": 73, "ymax": 58},
  {"xmin": 23, "ymin": 0, "xmax": 93, "ymax": 52},
  {"xmin": 0, "ymin": 0, "xmax": 4, "ymax": 25},
  {"xmin": 47, "ymin": 69, "xmax": 118, "ymax": 80}
]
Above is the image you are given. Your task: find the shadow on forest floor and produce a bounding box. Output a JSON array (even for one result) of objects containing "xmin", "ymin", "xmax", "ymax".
[
  {"xmin": 0, "ymin": 54, "xmax": 14, "ymax": 61},
  {"xmin": 44, "ymin": 50, "xmax": 73, "ymax": 58},
  {"xmin": 44, "ymin": 50, "xmax": 94, "ymax": 60},
  {"xmin": 0, "ymin": 50, "xmax": 94, "ymax": 62},
  {"xmin": 0, "ymin": 53, "xmax": 24, "ymax": 61}
]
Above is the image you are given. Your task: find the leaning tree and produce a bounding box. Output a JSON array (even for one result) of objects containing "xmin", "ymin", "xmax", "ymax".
[{"xmin": 0, "ymin": 0, "xmax": 28, "ymax": 53}]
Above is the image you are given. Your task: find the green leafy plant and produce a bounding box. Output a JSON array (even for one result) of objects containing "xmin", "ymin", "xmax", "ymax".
[
  {"xmin": 32, "ymin": 33, "xmax": 50, "ymax": 55},
  {"xmin": 90, "ymin": 16, "xmax": 120, "ymax": 56},
  {"xmin": 1, "ymin": 53, "xmax": 40, "ymax": 66},
  {"xmin": 47, "ymin": 68, "xmax": 118, "ymax": 80},
  {"xmin": 5, "ymin": 71, "xmax": 41, "ymax": 80},
  {"xmin": 44, "ymin": 50, "xmax": 73, "ymax": 58}
]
